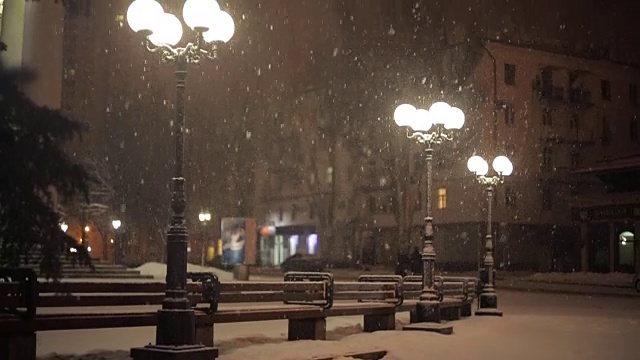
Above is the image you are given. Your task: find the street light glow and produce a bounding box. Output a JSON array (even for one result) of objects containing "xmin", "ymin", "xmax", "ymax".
[
  {"xmin": 112, "ymin": 219, "xmax": 122, "ymax": 230},
  {"xmin": 84, "ymin": 225, "xmax": 90, "ymax": 232},
  {"xmin": 148, "ymin": 12, "xmax": 183, "ymax": 46},
  {"xmin": 199, "ymin": 212, "xmax": 212, "ymax": 222},
  {"xmin": 203, "ymin": 10, "xmax": 235, "ymax": 43},
  {"xmin": 493, "ymin": 156, "xmax": 514, "ymax": 176},
  {"xmin": 126, "ymin": 0, "xmax": 164, "ymax": 33},
  {"xmin": 183, "ymin": 0, "xmax": 220, "ymax": 31},
  {"xmin": 60, "ymin": 222, "xmax": 68, "ymax": 233}
]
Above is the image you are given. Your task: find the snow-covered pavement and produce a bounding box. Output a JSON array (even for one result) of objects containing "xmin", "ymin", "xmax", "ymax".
[{"xmin": 36, "ymin": 290, "xmax": 640, "ymax": 359}]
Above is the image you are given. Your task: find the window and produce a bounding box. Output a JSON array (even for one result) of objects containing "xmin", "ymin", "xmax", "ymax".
[
  {"xmin": 504, "ymin": 63, "xmax": 516, "ymax": 85},
  {"xmin": 542, "ymin": 108, "xmax": 552, "ymax": 126},
  {"xmin": 291, "ymin": 204, "xmax": 297, "ymax": 221},
  {"xmin": 505, "ymin": 144, "xmax": 516, "ymax": 157},
  {"xmin": 570, "ymin": 150, "xmax": 581, "ymax": 168},
  {"xmin": 630, "ymin": 84, "xmax": 638, "ymax": 106},
  {"xmin": 601, "ymin": 80, "xmax": 611, "ymax": 101},
  {"xmin": 309, "ymin": 203, "xmax": 315, "ymax": 219},
  {"xmin": 278, "ymin": 207, "xmax": 284, "ymax": 222},
  {"xmin": 0, "ymin": 0, "xmax": 4, "ymax": 37},
  {"xmin": 602, "ymin": 117, "xmax": 611, "ymax": 146},
  {"xmin": 570, "ymin": 113, "xmax": 580, "ymax": 129},
  {"xmin": 505, "ymin": 186, "xmax": 517, "ymax": 207},
  {"xmin": 631, "ymin": 117, "xmax": 638, "ymax": 142},
  {"xmin": 368, "ymin": 195, "xmax": 376, "ymax": 213},
  {"xmin": 325, "ymin": 166, "xmax": 334, "ymax": 183},
  {"xmin": 504, "ymin": 104, "xmax": 515, "ymax": 125},
  {"xmin": 542, "ymin": 147, "xmax": 553, "ymax": 172},
  {"xmin": 542, "ymin": 182, "xmax": 553, "ymax": 210},
  {"xmin": 437, "ymin": 188, "xmax": 447, "ymax": 210}
]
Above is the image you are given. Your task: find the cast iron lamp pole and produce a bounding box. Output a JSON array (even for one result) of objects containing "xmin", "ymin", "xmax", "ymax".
[
  {"xmin": 112, "ymin": 220, "xmax": 122, "ymax": 265},
  {"xmin": 467, "ymin": 155, "xmax": 513, "ymax": 316},
  {"xmin": 199, "ymin": 212, "xmax": 211, "ymax": 266},
  {"xmin": 126, "ymin": 0, "xmax": 234, "ymax": 358},
  {"xmin": 393, "ymin": 102, "xmax": 465, "ymax": 324}
]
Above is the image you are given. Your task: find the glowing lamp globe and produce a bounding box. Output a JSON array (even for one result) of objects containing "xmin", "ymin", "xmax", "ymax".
[
  {"xmin": 127, "ymin": 0, "xmax": 164, "ymax": 33},
  {"xmin": 203, "ymin": 11, "xmax": 235, "ymax": 43},
  {"xmin": 493, "ymin": 156, "xmax": 514, "ymax": 176},
  {"xmin": 411, "ymin": 109, "xmax": 432, "ymax": 132},
  {"xmin": 112, "ymin": 220, "xmax": 122, "ymax": 230},
  {"xmin": 445, "ymin": 106, "xmax": 465, "ymax": 130},
  {"xmin": 393, "ymin": 104, "xmax": 416, "ymax": 127},
  {"xmin": 183, "ymin": 0, "xmax": 220, "ymax": 31},
  {"xmin": 149, "ymin": 12, "xmax": 183, "ymax": 46},
  {"xmin": 467, "ymin": 155, "xmax": 489, "ymax": 176},
  {"xmin": 429, "ymin": 101, "xmax": 451, "ymax": 125}
]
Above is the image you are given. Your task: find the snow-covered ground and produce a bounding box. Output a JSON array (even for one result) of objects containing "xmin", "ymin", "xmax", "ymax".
[
  {"xmin": 134, "ymin": 262, "xmax": 276, "ymax": 282},
  {"xmin": 523, "ymin": 271, "xmax": 635, "ymax": 286},
  {"xmin": 36, "ymin": 290, "xmax": 640, "ymax": 359}
]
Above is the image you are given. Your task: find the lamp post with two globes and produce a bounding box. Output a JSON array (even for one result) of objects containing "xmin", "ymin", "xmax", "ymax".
[
  {"xmin": 126, "ymin": 0, "xmax": 235, "ymax": 358},
  {"xmin": 467, "ymin": 155, "xmax": 513, "ymax": 316},
  {"xmin": 393, "ymin": 102, "xmax": 464, "ymax": 324}
]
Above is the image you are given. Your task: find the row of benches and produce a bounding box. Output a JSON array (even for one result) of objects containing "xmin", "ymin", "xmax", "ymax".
[{"xmin": 0, "ymin": 269, "xmax": 480, "ymax": 360}]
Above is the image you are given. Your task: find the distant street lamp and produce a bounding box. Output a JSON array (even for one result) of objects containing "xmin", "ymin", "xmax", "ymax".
[
  {"xmin": 467, "ymin": 155, "xmax": 513, "ymax": 316},
  {"xmin": 393, "ymin": 102, "xmax": 465, "ymax": 324},
  {"xmin": 127, "ymin": 0, "xmax": 234, "ymax": 357},
  {"xmin": 199, "ymin": 212, "xmax": 211, "ymax": 266},
  {"xmin": 112, "ymin": 219, "xmax": 122, "ymax": 265},
  {"xmin": 60, "ymin": 222, "xmax": 68, "ymax": 233}
]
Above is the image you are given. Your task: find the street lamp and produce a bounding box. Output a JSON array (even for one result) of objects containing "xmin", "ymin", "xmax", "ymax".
[
  {"xmin": 60, "ymin": 222, "xmax": 68, "ymax": 233},
  {"xmin": 199, "ymin": 212, "xmax": 211, "ymax": 266},
  {"xmin": 127, "ymin": 0, "xmax": 234, "ymax": 358},
  {"xmin": 393, "ymin": 102, "xmax": 465, "ymax": 324},
  {"xmin": 112, "ymin": 220, "xmax": 122, "ymax": 265},
  {"xmin": 467, "ymin": 155, "xmax": 513, "ymax": 316}
]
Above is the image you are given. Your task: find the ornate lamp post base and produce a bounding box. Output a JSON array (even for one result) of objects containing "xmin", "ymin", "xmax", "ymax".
[
  {"xmin": 414, "ymin": 300, "xmax": 443, "ymax": 323},
  {"xmin": 130, "ymin": 344, "xmax": 218, "ymax": 360},
  {"xmin": 476, "ymin": 290, "xmax": 503, "ymax": 316}
]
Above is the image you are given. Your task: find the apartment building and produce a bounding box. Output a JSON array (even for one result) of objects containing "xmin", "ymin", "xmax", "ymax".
[{"xmin": 0, "ymin": 0, "xmax": 65, "ymax": 108}]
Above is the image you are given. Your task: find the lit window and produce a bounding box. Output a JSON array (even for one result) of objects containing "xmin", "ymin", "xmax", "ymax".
[
  {"xmin": 437, "ymin": 188, "xmax": 447, "ymax": 210},
  {"xmin": 307, "ymin": 234, "xmax": 318, "ymax": 255},
  {"xmin": 289, "ymin": 235, "xmax": 299, "ymax": 255},
  {"xmin": 0, "ymin": 0, "xmax": 4, "ymax": 36},
  {"xmin": 326, "ymin": 167, "xmax": 334, "ymax": 183}
]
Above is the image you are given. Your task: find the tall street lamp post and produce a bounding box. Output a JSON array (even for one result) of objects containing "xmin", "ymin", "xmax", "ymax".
[
  {"xmin": 112, "ymin": 219, "xmax": 122, "ymax": 265},
  {"xmin": 199, "ymin": 212, "xmax": 211, "ymax": 266},
  {"xmin": 393, "ymin": 102, "xmax": 465, "ymax": 327},
  {"xmin": 126, "ymin": 0, "xmax": 234, "ymax": 358},
  {"xmin": 467, "ymin": 155, "xmax": 513, "ymax": 316}
]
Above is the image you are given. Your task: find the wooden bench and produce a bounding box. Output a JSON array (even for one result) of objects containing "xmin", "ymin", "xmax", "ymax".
[
  {"xmin": 0, "ymin": 269, "xmax": 404, "ymax": 360},
  {"xmin": 402, "ymin": 275, "xmax": 479, "ymax": 322}
]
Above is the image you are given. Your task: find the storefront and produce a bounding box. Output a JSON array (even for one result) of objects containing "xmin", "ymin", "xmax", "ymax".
[
  {"xmin": 573, "ymin": 204, "xmax": 640, "ymax": 273},
  {"xmin": 257, "ymin": 225, "xmax": 318, "ymax": 267}
]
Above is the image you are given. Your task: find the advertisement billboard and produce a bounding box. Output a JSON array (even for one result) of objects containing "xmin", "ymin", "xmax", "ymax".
[{"xmin": 221, "ymin": 217, "xmax": 256, "ymax": 266}]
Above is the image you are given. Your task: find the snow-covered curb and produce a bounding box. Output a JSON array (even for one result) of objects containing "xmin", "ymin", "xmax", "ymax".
[{"xmin": 523, "ymin": 272, "xmax": 634, "ymax": 287}]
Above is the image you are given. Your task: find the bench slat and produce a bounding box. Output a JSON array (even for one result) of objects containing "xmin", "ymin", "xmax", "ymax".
[
  {"xmin": 333, "ymin": 291, "xmax": 397, "ymax": 301},
  {"xmin": 333, "ymin": 283, "xmax": 397, "ymax": 292}
]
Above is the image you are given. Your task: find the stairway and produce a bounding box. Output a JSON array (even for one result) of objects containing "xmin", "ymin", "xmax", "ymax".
[{"xmin": 18, "ymin": 253, "xmax": 153, "ymax": 280}]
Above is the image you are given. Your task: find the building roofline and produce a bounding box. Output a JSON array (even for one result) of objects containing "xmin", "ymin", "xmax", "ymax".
[{"xmin": 482, "ymin": 38, "xmax": 640, "ymax": 70}]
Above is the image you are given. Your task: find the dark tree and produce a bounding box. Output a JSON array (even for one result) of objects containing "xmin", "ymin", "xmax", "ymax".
[{"xmin": 0, "ymin": 41, "xmax": 92, "ymax": 279}]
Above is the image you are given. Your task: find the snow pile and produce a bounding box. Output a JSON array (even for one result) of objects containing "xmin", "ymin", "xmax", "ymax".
[{"xmin": 525, "ymin": 272, "xmax": 635, "ymax": 286}]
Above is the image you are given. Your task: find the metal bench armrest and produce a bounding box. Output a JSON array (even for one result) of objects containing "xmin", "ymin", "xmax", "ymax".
[
  {"xmin": 357, "ymin": 275, "xmax": 404, "ymax": 306},
  {"xmin": 187, "ymin": 272, "xmax": 220, "ymax": 314},
  {"xmin": 284, "ymin": 271, "xmax": 334, "ymax": 309},
  {"xmin": 0, "ymin": 268, "xmax": 37, "ymax": 320}
]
